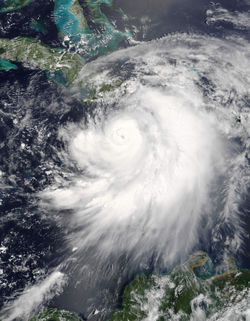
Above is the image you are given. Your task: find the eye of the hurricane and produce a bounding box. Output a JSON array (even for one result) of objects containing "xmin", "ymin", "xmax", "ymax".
[
  {"xmin": 107, "ymin": 118, "xmax": 137, "ymax": 144},
  {"xmin": 110, "ymin": 123, "xmax": 132, "ymax": 144},
  {"xmin": 106, "ymin": 117, "xmax": 143, "ymax": 154},
  {"xmin": 114, "ymin": 127, "xmax": 126, "ymax": 142}
]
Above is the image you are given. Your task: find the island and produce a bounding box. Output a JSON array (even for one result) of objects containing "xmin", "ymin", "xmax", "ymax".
[{"xmin": 0, "ymin": 0, "xmax": 32, "ymax": 13}]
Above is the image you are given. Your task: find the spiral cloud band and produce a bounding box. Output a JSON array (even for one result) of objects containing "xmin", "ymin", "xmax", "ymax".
[{"xmin": 41, "ymin": 33, "xmax": 249, "ymax": 267}]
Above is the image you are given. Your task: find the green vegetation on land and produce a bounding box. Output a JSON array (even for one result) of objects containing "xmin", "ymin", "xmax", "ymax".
[
  {"xmin": 81, "ymin": 78, "xmax": 124, "ymax": 102},
  {"xmin": 0, "ymin": 37, "xmax": 85, "ymax": 84},
  {"xmin": 29, "ymin": 307, "xmax": 83, "ymax": 321},
  {"xmin": 108, "ymin": 251, "xmax": 250, "ymax": 321}
]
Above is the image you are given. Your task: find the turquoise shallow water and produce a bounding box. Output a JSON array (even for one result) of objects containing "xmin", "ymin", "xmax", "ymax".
[
  {"xmin": 0, "ymin": 58, "xmax": 18, "ymax": 70},
  {"xmin": 54, "ymin": 0, "xmax": 131, "ymax": 57},
  {"xmin": 54, "ymin": 0, "xmax": 89, "ymax": 42}
]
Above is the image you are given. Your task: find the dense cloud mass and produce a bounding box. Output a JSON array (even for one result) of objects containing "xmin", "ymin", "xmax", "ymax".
[{"xmin": 41, "ymin": 33, "xmax": 249, "ymax": 268}]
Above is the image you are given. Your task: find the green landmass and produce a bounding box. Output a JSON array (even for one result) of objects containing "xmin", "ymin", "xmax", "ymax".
[
  {"xmin": 0, "ymin": 0, "xmax": 32, "ymax": 12},
  {"xmin": 108, "ymin": 251, "xmax": 250, "ymax": 321},
  {"xmin": 80, "ymin": 78, "xmax": 124, "ymax": 102},
  {"xmin": 0, "ymin": 37, "xmax": 85, "ymax": 84},
  {"xmin": 99, "ymin": 79, "xmax": 124, "ymax": 93},
  {"xmin": 29, "ymin": 307, "xmax": 83, "ymax": 321}
]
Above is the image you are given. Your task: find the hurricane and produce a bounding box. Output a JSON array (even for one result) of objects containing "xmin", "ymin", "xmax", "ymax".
[{"xmin": 41, "ymin": 33, "xmax": 249, "ymax": 270}]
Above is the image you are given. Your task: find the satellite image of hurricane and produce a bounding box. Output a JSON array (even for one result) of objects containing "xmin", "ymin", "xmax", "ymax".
[{"xmin": 0, "ymin": 0, "xmax": 249, "ymax": 320}]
